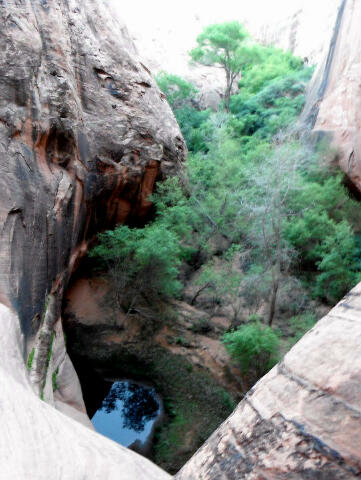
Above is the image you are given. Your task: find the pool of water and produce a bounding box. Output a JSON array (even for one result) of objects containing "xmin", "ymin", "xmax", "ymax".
[{"xmin": 92, "ymin": 380, "xmax": 162, "ymax": 451}]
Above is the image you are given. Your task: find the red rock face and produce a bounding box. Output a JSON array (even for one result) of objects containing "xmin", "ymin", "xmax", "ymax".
[
  {"xmin": 0, "ymin": 0, "xmax": 186, "ymax": 340},
  {"xmin": 0, "ymin": 5, "xmax": 183, "ymax": 476},
  {"xmin": 302, "ymin": 0, "xmax": 361, "ymax": 191}
]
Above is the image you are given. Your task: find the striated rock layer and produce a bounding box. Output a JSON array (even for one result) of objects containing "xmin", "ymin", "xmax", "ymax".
[
  {"xmin": 302, "ymin": 0, "xmax": 361, "ymax": 192},
  {"xmin": 0, "ymin": 0, "xmax": 184, "ymax": 477},
  {"xmin": 176, "ymin": 283, "xmax": 361, "ymax": 479}
]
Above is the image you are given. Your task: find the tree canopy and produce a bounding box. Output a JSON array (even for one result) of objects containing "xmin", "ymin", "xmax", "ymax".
[{"xmin": 190, "ymin": 21, "xmax": 249, "ymax": 110}]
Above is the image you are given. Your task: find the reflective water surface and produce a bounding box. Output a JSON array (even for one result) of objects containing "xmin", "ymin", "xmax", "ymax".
[{"xmin": 92, "ymin": 380, "xmax": 161, "ymax": 448}]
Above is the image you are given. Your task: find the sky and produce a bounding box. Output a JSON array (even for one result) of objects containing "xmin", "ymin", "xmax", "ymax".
[
  {"xmin": 110, "ymin": 0, "xmax": 334, "ymax": 29},
  {"xmin": 108, "ymin": 0, "xmax": 340, "ymax": 79}
]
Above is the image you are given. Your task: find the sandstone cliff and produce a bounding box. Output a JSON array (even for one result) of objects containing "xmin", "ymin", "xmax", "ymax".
[
  {"xmin": 302, "ymin": 0, "xmax": 361, "ymax": 192},
  {"xmin": 0, "ymin": 0, "xmax": 184, "ymax": 477},
  {"xmin": 176, "ymin": 284, "xmax": 361, "ymax": 478}
]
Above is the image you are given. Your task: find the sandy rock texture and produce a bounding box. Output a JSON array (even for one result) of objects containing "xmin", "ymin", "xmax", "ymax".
[
  {"xmin": 176, "ymin": 282, "xmax": 361, "ymax": 479},
  {"xmin": 302, "ymin": 0, "xmax": 361, "ymax": 192},
  {"xmin": 0, "ymin": 303, "xmax": 171, "ymax": 480},
  {"xmin": 0, "ymin": 0, "xmax": 185, "ymax": 339},
  {"xmin": 0, "ymin": 0, "xmax": 184, "ymax": 477}
]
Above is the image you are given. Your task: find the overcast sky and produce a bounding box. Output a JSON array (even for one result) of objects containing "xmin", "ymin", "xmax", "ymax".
[
  {"xmin": 108, "ymin": 0, "xmax": 340, "ymax": 76},
  {"xmin": 110, "ymin": 0, "xmax": 334, "ymax": 29}
]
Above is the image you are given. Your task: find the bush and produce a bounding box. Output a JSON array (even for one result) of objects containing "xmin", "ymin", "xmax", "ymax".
[
  {"xmin": 230, "ymin": 68, "xmax": 313, "ymax": 138},
  {"xmin": 288, "ymin": 313, "xmax": 317, "ymax": 346},
  {"xmin": 155, "ymin": 72, "xmax": 212, "ymax": 153},
  {"xmin": 284, "ymin": 173, "xmax": 361, "ymax": 301},
  {"xmin": 156, "ymin": 72, "xmax": 197, "ymax": 109},
  {"xmin": 238, "ymin": 45, "xmax": 306, "ymax": 95},
  {"xmin": 222, "ymin": 322, "xmax": 280, "ymax": 377}
]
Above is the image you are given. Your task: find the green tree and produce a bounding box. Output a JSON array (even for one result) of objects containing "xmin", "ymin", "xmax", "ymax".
[
  {"xmin": 156, "ymin": 72, "xmax": 197, "ymax": 110},
  {"xmin": 190, "ymin": 21, "xmax": 249, "ymax": 111},
  {"xmin": 155, "ymin": 73, "xmax": 212, "ymax": 153},
  {"xmin": 89, "ymin": 224, "xmax": 183, "ymax": 312}
]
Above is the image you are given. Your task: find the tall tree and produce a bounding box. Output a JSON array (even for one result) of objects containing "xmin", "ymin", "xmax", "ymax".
[{"xmin": 190, "ymin": 21, "xmax": 249, "ymax": 111}]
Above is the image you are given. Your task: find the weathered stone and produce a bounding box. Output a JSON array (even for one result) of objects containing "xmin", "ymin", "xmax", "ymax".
[
  {"xmin": 176, "ymin": 283, "xmax": 361, "ymax": 479},
  {"xmin": 0, "ymin": 303, "xmax": 171, "ymax": 480},
  {"xmin": 0, "ymin": 0, "xmax": 184, "ymax": 477},
  {"xmin": 1, "ymin": 0, "xmax": 361, "ymax": 478},
  {"xmin": 302, "ymin": 0, "xmax": 361, "ymax": 192},
  {"xmin": 0, "ymin": 0, "xmax": 185, "ymax": 338}
]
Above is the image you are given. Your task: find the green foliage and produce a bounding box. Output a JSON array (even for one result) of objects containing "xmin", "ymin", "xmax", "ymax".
[
  {"xmin": 91, "ymin": 22, "xmax": 361, "ymax": 361},
  {"xmin": 190, "ymin": 21, "xmax": 249, "ymax": 110},
  {"xmin": 40, "ymin": 331, "xmax": 56, "ymax": 398},
  {"xmin": 52, "ymin": 367, "xmax": 59, "ymax": 392},
  {"xmin": 174, "ymin": 106, "xmax": 212, "ymax": 153},
  {"xmin": 190, "ymin": 21, "xmax": 249, "ymax": 70},
  {"xmin": 155, "ymin": 73, "xmax": 212, "ymax": 152},
  {"xmin": 284, "ymin": 173, "xmax": 361, "ymax": 301},
  {"xmin": 156, "ymin": 72, "xmax": 197, "ymax": 109},
  {"xmin": 315, "ymin": 222, "xmax": 360, "ymax": 301},
  {"xmin": 222, "ymin": 322, "xmax": 280, "ymax": 376},
  {"xmin": 238, "ymin": 45, "xmax": 305, "ymax": 95},
  {"xmin": 230, "ymin": 67, "xmax": 314, "ymax": 138},
  {"xmin": 288, "ymin": 313, "xmax": 317, "ymax": 346},
  {"xmin": 27, "ymin": 348, "xmax": 35, "ymax": 371},
  {"xmin": 90, "ymin": 222, "xmax": 183, "ymax": 303},
  {"xmin": 151, "ymin": 176, "xmax": 198, "ymax": 243}
]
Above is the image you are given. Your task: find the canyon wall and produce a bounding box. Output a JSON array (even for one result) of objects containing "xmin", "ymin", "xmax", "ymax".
[
  {"xmin": 302, "ymin": 0, "xmax": 361, "ymax": 192},
  {"xmin": 1, "ymin": 0, "xmax": 361, "ymax": 479},
  {"xmin": 176, "ymin": 284, "xmax": 361, "ymax": 479},
  {"xmin": 0, "ymin": 0, "xmax": 184, "ymax": 477}
]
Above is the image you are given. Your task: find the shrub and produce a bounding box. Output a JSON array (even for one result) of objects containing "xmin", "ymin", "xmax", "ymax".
[
  {"xmin": 155, "ymin": 72, "xmax": 212, "ymax": 153},
  {"xmin": 288, "ymin": 313, "xmax": 317, "ymax": 345},
  {"xmin": 156, "ymin": 72, "xmax": 197, "ymax": 110},
  {"xmin": 222, "ymin": 322, "xmax": 280, "ymax": 377}
]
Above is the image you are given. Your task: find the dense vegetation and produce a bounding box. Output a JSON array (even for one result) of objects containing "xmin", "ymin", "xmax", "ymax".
[
  {"xmin": 89, "ymin": 21, "xmax": 361, "ymax": 470},
  {"xmin": 93, "ymin": 25, "xmax": 361, "ymax": 335}
]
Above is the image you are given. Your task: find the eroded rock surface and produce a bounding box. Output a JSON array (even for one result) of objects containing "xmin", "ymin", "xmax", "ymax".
[
  {"xmin": 0, "ymin": 0, "xmax": 185, "ymax": 337},
  {"xmin": 0, "ymin": 0, "xmax": 184, "ymax": 477},
  {"xmin": 302, "ymin": 0, "xmax": 361, "ymax": 192},
  {"xmin": 176, "ymin": 283, "xmax": 361, "ymax": 479},
  {"xmin": 1, "ymin": 0, "xmax": 361, "ymax": 479},
  {"xmin": 0, "ymin": 304, "xmax": 171, "ymax": 480}
]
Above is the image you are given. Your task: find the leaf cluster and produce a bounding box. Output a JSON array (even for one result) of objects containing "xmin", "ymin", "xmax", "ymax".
[
  {"xmin": 222, "ymin": 322, "xmax": 280, "ymax": 376},
  {"xmin": 190, "ymin": 21, "xmax": 249, "ymax": 74}
]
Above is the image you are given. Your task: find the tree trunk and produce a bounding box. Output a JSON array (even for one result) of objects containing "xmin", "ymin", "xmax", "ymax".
[
  {"xmin": 224, "ymin": 68, "xmax": 231, "ymax": 112},
  {"xmin": 191, "ymin": 282, "xmax": 212, "ymax": 305},
  {"xmin": 268, "ymin": 280, "xmax": 279, "ymax": 326}
]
